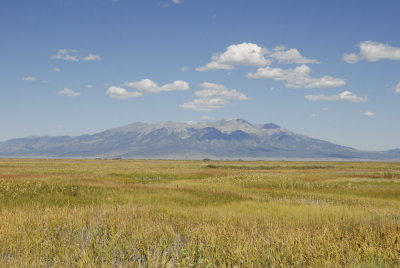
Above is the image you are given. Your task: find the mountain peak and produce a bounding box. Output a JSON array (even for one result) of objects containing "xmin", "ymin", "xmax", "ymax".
[
  {"xmin": 1, "ymin": 119, "xmax": 400, "ymax": 160},
  {"xmin": 227, "ymin": 118, "xmax": 251, "ymax": 124},
  {"xmin": 262, "ymin": 123, "xmax": 281, "ymax": 129}
]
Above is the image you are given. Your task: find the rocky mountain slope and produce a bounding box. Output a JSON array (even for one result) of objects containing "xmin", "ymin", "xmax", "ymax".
[{"xmin": 0, "ymin": 119, "xmax": 399, "ymax": 160}]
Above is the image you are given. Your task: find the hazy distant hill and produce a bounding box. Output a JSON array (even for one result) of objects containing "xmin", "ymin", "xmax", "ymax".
[{"xmin": 0, "ymin": 119, "xmax": 399, "ymax": 160}]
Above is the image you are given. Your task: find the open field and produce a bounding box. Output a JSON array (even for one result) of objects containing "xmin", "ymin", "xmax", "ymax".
[{"xmin": 0, "ymin": 159, "xmax": 399, "ymax": 267}]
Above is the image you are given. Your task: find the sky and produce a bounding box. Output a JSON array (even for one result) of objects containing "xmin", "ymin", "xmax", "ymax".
[{"xmin": 1, "ymin": 0, "xmax": 400, "ymax": 151}]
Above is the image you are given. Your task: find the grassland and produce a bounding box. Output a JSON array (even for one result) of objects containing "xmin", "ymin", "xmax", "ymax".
[{"xmin": 0, "ymin": 159, "xmax": 399, "ymax": 267}]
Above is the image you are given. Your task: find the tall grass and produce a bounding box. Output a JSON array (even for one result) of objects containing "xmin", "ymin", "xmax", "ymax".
[{"xmin": 0, "ymin": 159, "xmax": 399, "ymax": 267}]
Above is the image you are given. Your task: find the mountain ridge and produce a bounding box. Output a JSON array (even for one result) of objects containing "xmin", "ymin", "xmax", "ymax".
[{"xmin": 0, "ymin": 119, "xmax": 399, "ymax": 160}]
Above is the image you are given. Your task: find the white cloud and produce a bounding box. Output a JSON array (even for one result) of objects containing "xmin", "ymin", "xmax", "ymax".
[
  {"xmin": 196, "ymin": 43, "xmax": 270, "ymax": 71},
  {"xmin": 194, "ymin": 82, "xmax": 248, "ymax": 100},
  {"xmin": 247, "ymin": 64, "xmax": 345, "ymax": 89},
  {"xmin": 271, "ymin": 46, "xmax": 320, "ymax": 64},
  {"xmin": 52, "ymin": 49, "xmax": 79, "ymax": 61},
  {"xmin": 123, "ymin": 79, "xmax": 189, "ymax": 94},
  {"xmin": 196, "ymin": 43, "xmax": 321, "ymax": 71},
  {"xmin": 343, "ymin": 41, "xmax": 400, "ymax": 63},
  {"xmin": 305, "ymin": 91, "xmax": 368, "ymax": 103},
  {"xmin": 58, "ymin": 88, "xmax": 81, "ymax": 97},
  {"xmin": 23, "ymin": 76, "xmax": 49, "ymax": 83},
  {"xmin": 196, "ymin": 62, "xmax": 234, "ymax": 72},
  {"xmin": 213, "ymin": 43, "xmax": 270, "ymax": 66},
  {"xmin": 22, "ymin": 76, "xmax": 37, "ymax": 81},
  {"xmin": 181, "ymin": 66, "xmax": 189, "ymax": 72},
  {"xmin": 310, "ymin": 113, "xmax": 319, "ymax": 118},
  {"xmin": 172, "ymin": 0, "xmax": 181, "ymax": 3},
  {"xmin": 181, "ymin": 98, "xmax": 229, "ymax": 112},
  {"xmin": 363, "ymin": 111, "xmax": 375, "ymax": 117},
  {"xmin": 107, "ymin": 79, "xmax": 189, "ymax": 99},
  {"xmin": 304, "ymin": 76, "xmax": 345, "ymax": 88},
  {"xmin": 83, "ymin": 54, "xmax": 101, "ymax": 61},
  {"xmin": 106, "ymin": 86, "xmax": 142, "ymax": 99},
  {"xmin": 342, "ymin": 53, "xmax": 360, "ymax": 64},
  {"xmin": 53, "ymin": 67, "xmax": 61, "ymax": 72},
  {"xmin": 180, "ymin": 82, "xmax": 249, "ymax": 112},
  {"xmin": 86, "ymin": 84, "xmax": 93, "ymax": 89},
  {"xmin": 52, "ymin": 49, "xmax": 101, "ymax": 62},
  {"xmin": 322, "ymin": 107, "xmax": 330, "ymax": 112},
  {"xmin": 395, "ymin": 82, "xmax": 400, "ymax": 93}
]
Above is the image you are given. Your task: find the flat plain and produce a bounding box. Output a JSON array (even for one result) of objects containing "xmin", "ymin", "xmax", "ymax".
[{"xmin": 0, "ymin": 158, "xmax": 399, "ymax": 267}]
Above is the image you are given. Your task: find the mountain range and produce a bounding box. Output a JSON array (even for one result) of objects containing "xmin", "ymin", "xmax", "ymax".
[{"xmin": 0, "ymin": 119, "xmax": 399, "ymax": 160}]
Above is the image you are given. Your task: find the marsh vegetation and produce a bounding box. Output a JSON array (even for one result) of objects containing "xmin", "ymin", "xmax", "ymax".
[{"xmin": 0, "ymin": 159, "xmax": 399, "ymax": 267}]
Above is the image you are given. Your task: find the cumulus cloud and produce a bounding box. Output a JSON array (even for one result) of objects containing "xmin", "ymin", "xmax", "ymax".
[
  {"xmin": 107, "ymin": 79, "xmax": 189, "ymax": 99},
  {"xmin": 343, "ymin": 41, "xmax": 400, "ymax": 63},
  {"xmin": 212, "ymin": 43, "xmax": 270, "ymax": 66},
  {"xmin": 58, "ymin": 88, "xmax": 81, "ymax": 97},
  {"xmin": 342, "ymin": 53, "xmax": 360, "ymax": 64},
  {"xmin": 52, "ymin": 49, "xmax": 101, "ymax": 62},
  {"xmin": 53, "ymin": 67, "xmax": 61, "ymax": 72},
  {"xmin": 83, "ymin": 54, "xmax": 101, "ymax": 61},
  {"xmin": 172, "ymin": 0, "xmax": 181, "ymax": 3},
  {"xmin": 106, "ymin": 86, "xmax": 142, "ymax": 99},
  {"xmin": 181, "ymin": 98, "xmax": 230, "ymax": 112},
  {"xmin": 22, "ymin": 76, "xmax": 37, "ymax": 81},
  {"xmin": 196, "ymin": 43, "xmax": 270, "ymax": 71},
  {"xmin": 363, "ymin": 111, "xmax": 375, "ymax": 117},
  {"xmin": 247, "ymin": 64, "xmax": 345, "ymax": 89},
  {"xmin": 305, "ymin": 91, "xmax": 368, "ymax": 103},
  {"xmin": 123, "ymin": 79, "xmax": 189, "ymax": 93},
  {"xmin": 86, "ymin": 84, "xmax": 93, "ymax": 89},
  {"xmin": 180, "ymin": 82, "xmax": 249, "ymax": 112},
  {"xmin": 193, "ymin": 82, "xmax": 247, "ymax": 100},
  {"xmin": 271, "ymin": 46, "xmax": 320, "ymax": 64},
  {"xmin": 52, "ymin": 49, "xmax": 79, "ymax": 61},
  {"xmin": 196, "ymin": 43, "xmax": 320, "ymax": 71},
  {"xmin": 395, "ymin": 82, "xmax": 400, "ymax": 93},
  {"xmin": 196, "ymin": 62, "xmax": 234, "ymax": 72}
]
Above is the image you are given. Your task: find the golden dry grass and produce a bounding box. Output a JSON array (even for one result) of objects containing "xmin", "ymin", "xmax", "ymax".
[{"xmin": 0, "ymin": 159, "xmax": 399, "ymax": 267}]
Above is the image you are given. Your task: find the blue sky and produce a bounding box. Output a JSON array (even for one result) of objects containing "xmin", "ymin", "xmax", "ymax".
[{"xmin": 1, "ymin": 0, "xmax": 399, "ymax": 150}]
